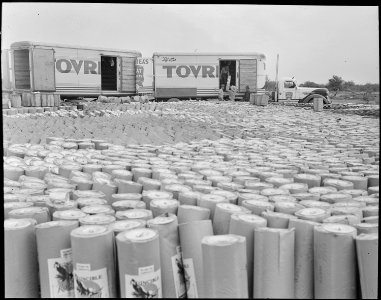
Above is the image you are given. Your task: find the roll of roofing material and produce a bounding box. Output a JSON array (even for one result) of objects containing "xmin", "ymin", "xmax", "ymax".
[
  {"xmin": 71, "ymin": 225, "xmax": 117, "ymax": 298},
  {"xmin": 293, "ymin": 173, "xmax": 321, "ymax": 188},
  {"xmin": 202, "ymin": 234, "xmax": 248, "ymax": 298},
  {"xmin": 295, "ymin": 207, "xmax": 330, "ymax": 222},
  {"xmin": 216, "ymin": 181, "xmax": 244, "ymax": 192},
  {"xmin": 72, "ymin": 190, "xmax": 106, "ymax": 201},
  {"xmin": 178, "ymin": 191, "xmax": 202, "ymax": 206},
  {"xmin": 70, "ymin": 176, "xmax": 93, "ymax": 191},
  {"xmin": 278, "ymin": 183, "xmax": 309, "ymax": 194},
  {"xmin": 4, "ymin": 164, "xmax": 24, "ymax": 181},
  {"xmin": 112, "ymin": 200, "xmax": 146, "ymax": 211},
  {"xmin": 8, "ymin": 206, "xmax": 50, "ymax": 224},
  {"xmin": 111, "ymin": 169, "xmax": 133, "ymax": 181},
  {"xmin": 131, "ymin": 167, "xmax": 152, "ymax": 182},
  {"xmin": 245, "ymin": 182, "xmax": 274, "ymax": 191},
  {"xmin": 269, "ymin": 194, "xmax": 297, "ymax": 203},
  {"xmin": 4, "ymin": 193, "xmax": 28, "ymax": 203},
  {"xmin": 138, "ymin": 177, "xmax": 161, "ymax": 191},
  {"xmin": 265, "ymin": 176, "xmax": 294, "ymax": 188},
  {"xmin": 308, "ymin": 186, "xmax": 338, "ymax": 196},
  {"xmin": 53, "ymin": 209, "xmax": 87, "ymax": 221},
  {"xmin": 323, "ymin": 178, "xmax": 355, "ymax": 191},
  {"xmin": 242, "ymin": 199, "xmax": 274, "ymax": 215},
  {"xmin": 59, "ymin": 164, "xmax": 82, "ymax": 179},
  {"xmin": 341, "ymin": 175, "xmax": 368, "ymax": 190},
  {"xmin": 150, "ymin": 199, "xmax": 179, "ymax": 218},
  {"xmin": 82, "ymin": 164, "xmax": 103, "ymax": 175},
  {"xmin": 193, "ymin": 184, "xmax": 217, "ymax": 194},
  {"xmin": 197, "ymin": 194, "xmax": 229, "ymax": 220},
  {"xmin": 331, "ymin": 206, "xmax": 363, "ymax": 219},
  {"xmin": 177, "ymin": 205, "xmax": 211, "ymax": 224},
  {"xmin": 179, "ymin": 220, "xmax": 213, "ymax": 298},
  {"xmin": 299, "ymin": 200, "xmax": 331, "ymax": 211},
  {"xmin": 184, "ymin": 178, "xmax": 212, "ymax": 188},
  {"xmin": 210, "ymin": 190, "xmax": 238, "ymax": 204},
  {"xmin": 253, "ymin": 227, "xmax": 295, "ymax": 298},
  {"xmin": 213, "ymin": 203, "xmax": 250, "ymax": 235},
  {"xmin": 275, "ymin": 202, "xmax": 305, "ymax": 215},
  {"xmin": 288, "ymin": 219, "xmax": 319, "ymax": 299},
  {"xmin": 4, "ymin": 202, "xmax": 34, "ymax": 219},
  {"xmin": 116, "ymin": 228, "xmax": 162, "ymax": 298},
  {"xmin": 208, "ymin": 175, "xmax": 233, "ymax": 187},
  {"xmin": 368, "ymin": 186, "xmax": 379, "ymax": 195},
  {"xmin": 108, "ymin": 219, "xmax": 146, "ymax": 235},
  {"xmin": 142, "ymin": 190, "xmax": 173, "ymax": 209},
  {"xmin": 115, "ymin": 209, "xmax": 153, "ymax": 221},
  {"xmin": 323, "ymin": 214, "xmax": 361, "ymax": 225},
  {"xmin": 261, "ymin": 211, "xmax": 298, "ymax": 229},
  {"xmin": 92, "ymin": 178, "xmax": 118, "ymax": 204},
  {"xmin": 336, "ymin": 188, "xmax": 368, "ymax": 198},
  {"xmin": 79, "ymin": 214, "xmax": 116, "ymax": 226},
  {"xmin": 163, "ymin": 184, "xmax": 193, "ymax": 200},
  {"xmin": 111, "ymin": 193, "xmax": 142, "ymax": 203},
  {"xmin": 314, "ymin": 223, "xmax": 357, "ymax": 299},
  {"xmin": 362, "ymin": 216, "xmax": 379, "ymax": 224},
  {"xmin": 102, "ymin": 164, "xmax": 125, "ymax": 175},
  {"xmin": 362, "ymin": 205, "xmax": 379, "ymax": 217},
  {"xmin": 4, "ymin": 218, "xmax": 39, "ymax": 298},
  {"xmin": 147, "ymin": 214, "xmax": 185, "ymax": 298},
  {"xmin": 25, "ymin": 165, "xmax": 49, "ymax": 179},
  {"xmin": 320, "ymin": 192, "xmax": 353, "ymax": 204},
  {"xmin": 77, "ymin": 197, "xmax": 108, "ymax": 209},
  {"xmin": 333, "ymin": 201, "xmax": 365, "ymax": 209},
  {"xmin": 355, "ymin": 233, "xmax": 378, "ymax": 299},
  {"xmin": 114, "ymin": 179, "xmax": 143, "ymax": 194},
  {"xmin": 354, "ymin": 223, "xmax": 378, "ymax": 234},
  {"xmin": 36, "ymin": 220, "xmax": 78, "ymax": 298},
  {"xmin": 366, "ymin": 175, "xmax": 379, "ymax": 187},
  {"xmin": 229, "ymin": 214, "xmax": 267, "ymax": 298},
  {"xmin": 81, "ymin": 204, "xmax": 115, "ymax": 216},
  {"xmin": 353, "ymin": 196, "xmax": 379, "ymax": 206}
]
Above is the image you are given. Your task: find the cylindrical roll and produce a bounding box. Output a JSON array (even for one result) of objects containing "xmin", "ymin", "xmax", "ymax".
[
  {"xmin": 53, "ymin": 209, "xmax": 87, "ymax": 221},
  {"xmin": 8, "ymin": 206, "xmax": 50, "ymax": 224},
  {"xmin": 112, "ymin": 200, "xmax": 146, "ymax": 211},
  {"xmin": 36, "ymin": 220, "xmax": 79, "ymax": 297},
  {"xmin": 114, "ymin": 178, "xmax": 142, "ymax": 194},
  {"xmin": 108, "ymin": 219, "xmax": 146, "ymax": 235},
  {"xmin": 261, "ymin": 211, "xmax": 298, "ymax": 228},
  {"xmin": 242, "ymin": 199, "xmax": 275, "ymax": 215},
  {"xmin": 116, "ymin": 228, "xmax": 162, "ymax": 298},
  {"xmin": 213, "ymin": 203, "xmax": 250, "ymax": 235},
  {"xmin": 228, "ymin": 214, "xmax": 267, "ymax": 298},
  {"xmin": 111, "ymin": 169, "xmax": 133, "ymax": 181},
  {"xmin": 362, "ymin": 205, "xmax": 379, "ymax": 217},
  {"xmin": 72, "ymin": 190, "xmax": 106, "ymax": 201},
  {"xmin": 368, "ymin": 186, "xmax": 379, "ymax": 195},
  {"xmin": 323, "ymin": 214, "xmax": 361, "ymax": 225},
  {"xmin": 178, "ymin": 191, "xmax": 202, "ymax": 206},
  {"xmin": 293, "ymin": 173, "xmax": 321, "ymax": 188},
  {"xmin": 4, "ymin": 201, "xmax": 34, "ymax": 219},
  {"xmin": 299, "ymin": 200, "xmax": 331, "ymax": 211},
  {"xmin": 355, "ymin": 233, "xmax": 378, "ymax": 299},
  {"xmin": 253, "ymin": 227, "xmax": 295, "ymax": 298},
  {"xmin": 331, "ymin": 206, "xmax": 363, "ymax": 219},
  {"xmin": 138, "ymin": 177, "xmax": 161, "ymax": 191},
  {"xmin": 4, "ymin": 164, "xmax": 24, "ymax": 181},
  {"xmin": 70, "ymin": 176, "xmax": 93, "ymax": 191},
  {"xmin": 147, "ymin": 214, "xmax": 186, "ymax": 298},
  {"xmin": 79, "ymin": 214, "xmax": 116, "ymax": 226},
  {"xmin": 92, "ymin": 178, "xmax": 118, "ymax": 204},
  {"xmin": 366, "ymin": 175, "xmax": 379, "ymax": 187},
  {"xmin": 142, "ymin": 190, "xmax": 173, "ymax": 210},
  {"xmin": 278, "ymin": 183, "xmax": 309, "ymax": 194},
  {"xmin": 202, "ymin": 234, "xmax": 248, "ymax": 298},
  {"xmin": 320, "ymin": 192, "xmax": 353, "ymax": 204},
  {"xmin": 314, "ymin": 223, "xmax": 357, "ymax": 299},
  {"xmin": 5, "ymin": 218, "xmax": 39, "ymax": 298},
  {"xmin": 131, "ymin": 167, "xmax": 152, "ymax": 182},
  {"xmin": 288, "ymin": 219, "xmax": 320, "ymax": 299},
  {"xmin": 269, "ymin": 194, "xmax": 297, "ymax": 203},
  {"xmin": 197, "ymin": 194, "xmax": 229, "ymax": 219},
  {"xmin": 292, "ymin": 192, "xmax": 321, "ymax": 201},
  {"xmin": 274, "ymin": 202, "xmax": 305, "ymax": 215},
  {"xmin": 77, "ymin": 197, "xmax": 108, "ymax": 209},
  {"xmin": 81, "ymin": 204, "xmax": 115, "ymax": 216},
  {"xmin": 177, "ymin": 205, "xmax": 210, "ymax": 224},
  {"xmin": 323, "ymin": 178, "xmax": 355, "ymax": 190},
  {"xmin": 71, "ymin": 225, "xmax": 117, "ymax": 297},
  {"xmin": 162, "ymin": 184, "xmax": 192, "ymax": 200},
  {"xmin": 295, "ymin": 207, "xmax": 330, "ymax": 222},
  {"xmin": 115, "ymin": 209, "xmax": 153, "ymax": 221},
  {"xmin": 353, "ymin": 196, "xmax": 379, "ymax": 207},
  {"xmin": 362, "ymin": 216, "xmax": 379, "ymax": 224},
  {"xmin": 111, "ymin": 193, "xmax": 142, "ymax": 203},
  {"xmin": 150, "ymin": 199, "xmax": 179, "ymax": 218},
  {"xmin": 210, "ymin": 190, "xmax": 239, "ymax": 204},
  {"xmin": 354, "ymin": 223, "xmax": 378, "ymax": 235},
  {"xmin": 341, "ymin": 175, "xmax": 368, "ymax": 190}
]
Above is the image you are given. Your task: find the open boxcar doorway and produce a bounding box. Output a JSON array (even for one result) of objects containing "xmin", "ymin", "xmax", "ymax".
[
  {"xmin": 219, "ymin": 60, "xmax": 237, "ymax": 91},
  {"xmin": 101, "ymin": 56, "xmax": 117, "ymax": 91}
]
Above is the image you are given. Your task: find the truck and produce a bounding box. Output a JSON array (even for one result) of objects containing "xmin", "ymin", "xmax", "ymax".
[
  {"xmin": 3, "ymin": 41, "xmax": 141, "ymax": 98},
  {"xmin": 272, "ymin": 77, "xmax": 331, "ymax": 104},
  {"xmin": 136, "ymin": 52, "xmax": 267, "ymax": 100}
]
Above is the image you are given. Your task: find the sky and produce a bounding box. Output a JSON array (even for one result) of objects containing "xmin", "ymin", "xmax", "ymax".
[{"xmin": 1, "ymin": 3, "xmax": 379, "ymax": 84}]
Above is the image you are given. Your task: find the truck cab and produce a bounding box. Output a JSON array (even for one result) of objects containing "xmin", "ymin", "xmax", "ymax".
[{"xmin": 276, "ymin": 77, "xmax": 331, "ymax": 104}]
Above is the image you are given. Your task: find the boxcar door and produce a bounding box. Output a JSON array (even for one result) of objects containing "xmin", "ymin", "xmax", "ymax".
[
  {"xmin": 32, "ymin": 48, "xmax": 56, "ymax": 91},
  {"xmin": 239, "ymin": 59, "xmax": 257, "ymax": 93},
  {"xmin": 120, "ymin": 56, "xmax": 136, "ymax": 93}
]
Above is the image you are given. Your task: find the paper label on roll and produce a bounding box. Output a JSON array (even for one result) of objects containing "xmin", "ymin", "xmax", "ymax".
[
  {"xmin": 47, "ymin": 254, "xmax": 74, "ymax": 297},
  {"xmin": 171, "ymin": 252, "xmax": 187, "ymax": 298},
  {"xmin": 125, "ymin": 269, "xmax": 162, "ymax": 298},
  {"xmin": 182, "ymin": 258, "xmax": 198, "ymax": 298},
  {"xmin": 74, "ymin": 267, "xmax": 109, "ymax": 298}
]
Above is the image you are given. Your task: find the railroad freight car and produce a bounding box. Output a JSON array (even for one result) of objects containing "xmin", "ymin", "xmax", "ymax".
[{"xmin": 3, "ymin": 41, "xmax": 141, "ymax": 97}]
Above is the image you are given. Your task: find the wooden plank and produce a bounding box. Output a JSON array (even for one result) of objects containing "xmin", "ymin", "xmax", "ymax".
[{"xmin": 32, "ymin": 48, "xmax": 55, "ymax": 91}]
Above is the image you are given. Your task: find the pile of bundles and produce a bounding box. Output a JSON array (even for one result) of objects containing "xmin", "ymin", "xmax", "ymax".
[
  {"xmin": 98, "ymin": 95, "xmax": 150, "ymax": 104},
  {"xmin": 19, "ymin": 92, "xmax": 61, "ymax": 107},
  {"xmin": 4, "ymin": 134, "xmax": 379, "ymax": 298}
]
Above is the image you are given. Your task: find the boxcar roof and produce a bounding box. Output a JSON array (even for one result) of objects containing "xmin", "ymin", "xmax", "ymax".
[
  {"xmin": 10, "ymin": 41, "xmax": 141, "ymax": 56},
  {"xmin": 153, "ymin": 52, "xmax": 266, "ymax": 59}
]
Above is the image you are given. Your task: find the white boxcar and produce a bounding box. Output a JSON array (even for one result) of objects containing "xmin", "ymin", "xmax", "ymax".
[
  {"xmin": 151, "ymin": 52, "xmax": 267, "ymax": 99},
  {"xmin": 5, "ymin": 41, "xmax": 141, "ymax": 97}
]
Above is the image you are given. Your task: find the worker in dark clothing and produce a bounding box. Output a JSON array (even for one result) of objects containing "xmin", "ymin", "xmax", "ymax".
[{"xmin": 220, "ymin": 64, "xmax": 229, "ymax": 91}]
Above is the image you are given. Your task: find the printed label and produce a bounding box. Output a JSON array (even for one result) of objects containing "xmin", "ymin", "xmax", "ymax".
[
  {"xmin": 171, "ymin": 252, "xmax": 187, "ymax": 298},
  {"xmin": 139, "ymin": 265, "xmax": 155, "ymax": 275},
  {"xmin": 125, "ymin": 268, "xmax": 162, "ymax": 298},
  {"xmin": 47, "ymin": 251, "xmax": 75, "ymax": 298},
  {"xmin": 74, "ymin": 267, "xmax": 109, "ymax": 298},
  {"xmin": 60, "ymin": 248, "xmax": 72, "ymax": 261},
  {"xmin": 182, "ymin": 258, "xmax": 198, "ymax": 298},
  {"xmin": 76, "ymin": 263, "xmax": 91, "ymax": 271}
]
